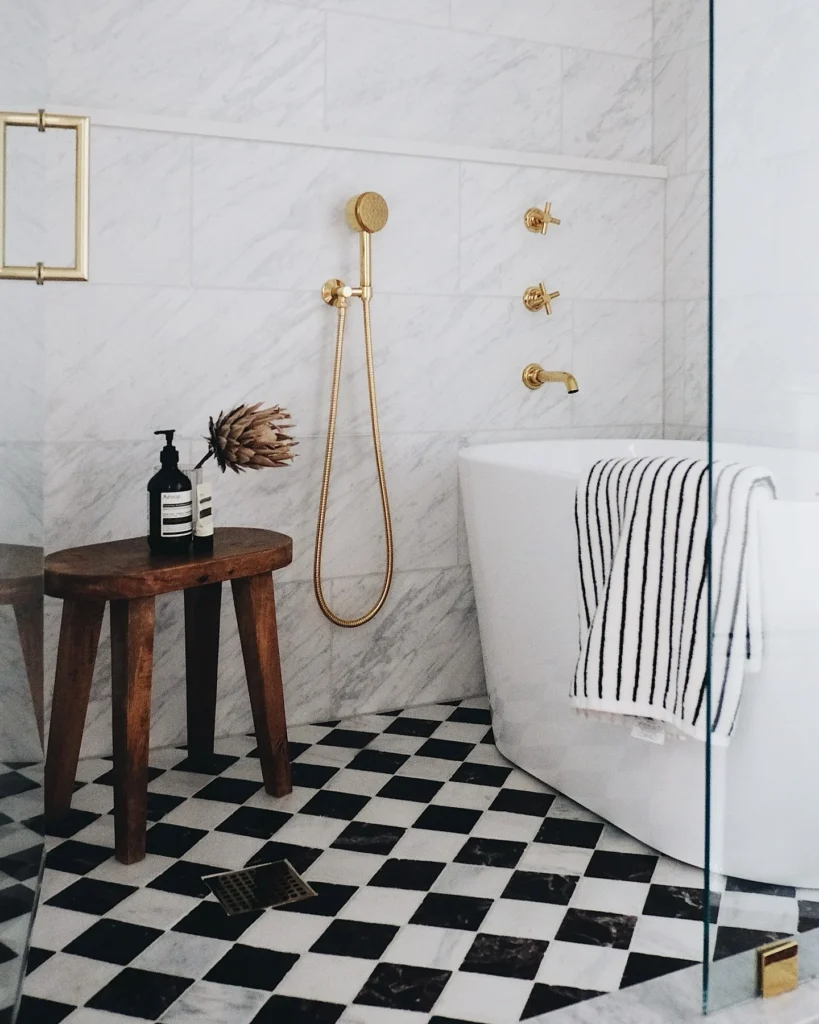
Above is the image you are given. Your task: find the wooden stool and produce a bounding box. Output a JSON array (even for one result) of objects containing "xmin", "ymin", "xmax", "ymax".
[
  {"xmin": 0, "ymin": 544, "xmax": 44, "ymax": 743},
  {"xmin": 44, "ymin": 527, "xmax": 293, "ymax": 864}
]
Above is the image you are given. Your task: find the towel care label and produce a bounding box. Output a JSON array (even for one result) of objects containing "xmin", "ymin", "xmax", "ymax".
[{"xmin": 160, "ymin": 491, "xmax": 193, "ymax": 538}]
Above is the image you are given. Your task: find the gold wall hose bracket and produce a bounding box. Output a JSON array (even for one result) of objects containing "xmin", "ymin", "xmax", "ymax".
[{"xmin": 314, "ymin": 193, "xmax": 394, "ymax": 628}]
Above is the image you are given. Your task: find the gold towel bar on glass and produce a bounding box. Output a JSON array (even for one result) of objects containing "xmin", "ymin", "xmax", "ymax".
[
  {"xmin": 0, "ymin": 110, "xmax": 89, "ymax": 283},
  {"xmin": 524, "ymin": 201, "xmax": 561, "ymax": 235}
]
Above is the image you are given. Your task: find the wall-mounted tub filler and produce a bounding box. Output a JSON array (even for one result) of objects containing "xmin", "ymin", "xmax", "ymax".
[
  {"xmin": 522, "ymin": 365, "xmax": 579, "ymax": 393},
  {"xmin": 314, "ymin": 192, "xmax": 394, "ymax": 628}
]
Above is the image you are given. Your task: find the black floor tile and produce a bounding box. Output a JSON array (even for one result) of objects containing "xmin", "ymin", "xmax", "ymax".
[
  {"xmin": 489, "ymin": 790, "xmax": 554, "ymax": 817},
  {"xmin": 502, "ymin": 871, "xmax": 577, "ymax": 906},
  {"xmin": 171, "ymin": 753, "xmax": 239, "ymax": 775},
  {"xmin": 643, "ymin": 884, "xmax": 719, "ymax": 923},
  {"xmin": 378, "ymin": 776, "xmax": 443, "ymax": 804},
  {"xmin": 95, "ymin": 766, "xmax": 165, "ymax": 787},
  {"xmin": 455, "ymin": 837, "xmax": 527, "ymax": 869},
  {"xmin": 714, "ymin": 926, "xmax": 790, "ymax": 961},
  {"xmin": 287, "ymin": 742, "xmax": 311, "ymax": 761},
  {"xmin": 145, "ymin": 822, "xmax": 208, "ymax": 858},
  {"xmin": 621, "ymin": 952, "xmax": 698, "ymax": 987},
  {"xmin": 0, "ymin": 883, "xmax": 32, "ymax": 923},
  {"xmin": 32, "ymin": 809, "xmax": 100, "ymax": 839},
  {"xmin": 410, "ymin": 893, "xmax": 493, "ymax": 931},
  {"xmin": 555, "ymin": 908, "xmax": 637, "ymax": 949},
  {"xmin": 0, "ymin": 844, "xmax": 43, "ymax": 882},
  {"xmin": 15, "ymin": 996, "xmax": 74, "ymax": 1024},
  {"xmin": 45, "ymin": 840, "xmax": 111, "ymax": 876},
  {"xmin": 205, "ymin": 944, "xmax": 299, "ymax": 990},
  {"xmin": 798, "ymin": 899, "xmax": 819, "ymax": 933},
  {"xmin": 534, "ymin": 818, "xmax": 604, "ymax": 849},
  {"xmin": 369, "ymin": 859, "xmax": 445, "ymax": 891},
  {"xmin": 45, "ymin": 877, "xmax": 136, "ymax": 915},
  {"xmin": 347, "ymin": 750, "xmax": 409, "ymax": 775},
  {"xmin": 0, "ymin": 941, "xmax": 14, "ymax": 965},
  {"xmin": 246, "ymin": 841, "xmax": 325, "ymax": 875},
  {"xmin": 291, "ymin": 763, "xmax": 339, "ymax": 789},
  {"xmin": 413, "ymin": 805, "xmax": 482, "ymax": 835},
  {"xmin": 0, "ymin": 772, "xmax": 39, "ymax": 798},
  {"xmin": 253, "ymin": 995, "xmax": 346, "ymax": 1024},
  {"xmin": 415, "ymin": 739, "xmax": 475, "ymax": 762},
  {"xmin": 461, "ymin": 933, "xmax": 549, "ymax": 979},
  {"xmin": 146, "ymin": 791, "xmax": 185, "ymax": 822},
  {"xmin": 173, "ymin": 901, "xmax": 263, "ymax": 941},
  {"xmin": 725, "ymin": 877, "xmax": 796, "ymax": 899},
  {"xmin": 355, "ymin": 963, "xmax": 451, "ymax": 1013},
  {"xmin": 194, "ymin": 777, "xmax": 263, "ymax": 804},
  {"xmin": 301, "ymin": 790, "xmax": 370, "ymax": 821},
  {"xmin": 385, "ymin": 717, "xmax": 441, "ymax": 738},
  {"xmin": 87, "ymin": 967, "xmax": 193, "ymax": 1019},
  {"xmin": 521, "ymin": 985, "xmax": 605, "ymax": 1019},
  {"xmin": 275, "ymin": 882, "xmax": 357, "ymax": 917},
  {"xmin": 331, "ymin": 822, "xmax": 406, "ymax": 857},
  {"xmin": 584, "ymin": 850, "xmax": 659, "ymax": 883},
  {"xmin": 447, "ymin": 706, "xmax": 492, "ymax": 725},
  {"xmin": 311, "ymin": 919, "xmax": 398, "ymax": 959},
  {"xmin": 65, "ymin": 918, "xmax": 164, "ymax": 965},
  {"xmin": 148, "ymin": 859, "xmax": 225, "ymax": 898},
  {"xmin": 450, "ymin": 763, "xmax": 512, "ymax": 788},
  {"xmin": 215, "ymin": 806, "xmax": 291, "ymax": 839},
  {"xmin": 318, "ymin": 730, "xmax": 378, "ymax": 749},
  {"xmin": 25, "ymin": 947, "xmax": 53, "ymax": 974}
]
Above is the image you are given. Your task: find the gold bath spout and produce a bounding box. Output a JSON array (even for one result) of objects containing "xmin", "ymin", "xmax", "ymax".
[{"xmin": 522, "ymin": 364, "xmax": 579, "ymax": 393}]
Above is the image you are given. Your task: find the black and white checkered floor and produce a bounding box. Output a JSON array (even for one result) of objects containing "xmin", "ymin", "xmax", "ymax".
[{"xmin": 5, "ymin": 697, "xmax": 819, "ymax": 1024}]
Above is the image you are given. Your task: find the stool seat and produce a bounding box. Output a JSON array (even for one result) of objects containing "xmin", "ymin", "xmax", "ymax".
[
  {"xmin": 44, "ymin": 527, "xmax": 294, "ymax": 864},
  {"xmin": 45, "ymin": 527, "xmax": 292, "ymax": 600}
]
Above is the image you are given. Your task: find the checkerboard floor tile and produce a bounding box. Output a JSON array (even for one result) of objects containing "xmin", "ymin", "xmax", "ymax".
[{"xmin": 14, "ymin": 699, "xmax": 819, "ymax": 1023}]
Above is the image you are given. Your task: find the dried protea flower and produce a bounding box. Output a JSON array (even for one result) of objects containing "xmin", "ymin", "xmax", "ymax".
[{"xmin": 197, "ymin": 403, "xmax": 297, "ymax": 473}]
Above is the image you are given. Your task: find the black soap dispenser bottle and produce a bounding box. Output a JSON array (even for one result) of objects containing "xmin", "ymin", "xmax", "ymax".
[{"xmin": 148, "ymin": 430, "xmax": 193, "ymax": 555}]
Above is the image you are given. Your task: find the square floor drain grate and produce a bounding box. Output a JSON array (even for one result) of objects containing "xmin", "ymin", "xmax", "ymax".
[{"xmin": 204, "ymin": 860, "xmax": 317, "ymax": 916}]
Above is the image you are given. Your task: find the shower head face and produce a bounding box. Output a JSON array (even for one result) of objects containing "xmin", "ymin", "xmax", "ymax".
[{"xmin": 346, "ymin": 192, "xmax": 389, "ymax": 233}]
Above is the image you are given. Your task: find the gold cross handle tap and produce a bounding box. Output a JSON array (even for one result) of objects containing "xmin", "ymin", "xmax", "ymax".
[
  {"xmin": 524, "ymin": 201, "xmax": 561, "ymax": 234},
  {"xmin": 523, "ymin": 283, "xmax": 560, "ymax": 314}
]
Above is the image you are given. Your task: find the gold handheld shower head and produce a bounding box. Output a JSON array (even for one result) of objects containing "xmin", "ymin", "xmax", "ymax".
[{"xmin": 346, "ymin": 192, "xmax": 389, "ymax": 233}]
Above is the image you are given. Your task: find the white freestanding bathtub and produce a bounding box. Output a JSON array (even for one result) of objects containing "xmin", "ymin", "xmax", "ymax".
[{"xmin": 459, "ymin": 438, "xmax": 819, "ymax": 887}]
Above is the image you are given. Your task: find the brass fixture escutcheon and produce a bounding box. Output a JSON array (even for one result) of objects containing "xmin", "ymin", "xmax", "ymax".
[
  {"xmin": 523, "ymin": 282, "xmax": 560, "ymax": 314},
  {"xmin": 524, "ymin": 201, "xmax": 561, "ymax": 235},
  {"xmin": 321, "ymin": 278, "xmax": 345, "ymax": 306}
]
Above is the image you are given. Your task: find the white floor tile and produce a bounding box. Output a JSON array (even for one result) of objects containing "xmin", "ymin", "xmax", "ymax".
[
  {"xmin": 130, "ymin": 931, "xmax": 231, "ymax": 978},
  {"xmin": 158, "ymin": 798, "xmax": 236, "ymax": 831},
  {"xmin": 30, "ymin": 906, "xmax": 98, "ymax": 950},
  {"xmin": 388, "ymin": 828, "xmax": 467, "ymax": 863},
  {"xmin": 355, "ymin": 798, "xmax": 423, "ymax": 828},
  {"xmin": 240, "ymin": 909, "xmax": 331, "ymax": 952},
  {"xmin": 536, "ymin": 940, "xmax": 628, "ymax": 991},
  {"xmin": 395, "ymin": 757, "xmax": 460, "ymax": 782},
  {"xmin": 570, "ymin": 877, "xmax": 650, "ymax": 916},
  {"xmin": 303, "ymin": 849, "xmax": 385, "ymax": 887},
  {"xmin": 324, "ymin": 770, "xmax": 392, "ymax": 797},
  {"xmin": 337, "ymin": 887, "xmax": 426, "ymax": 926},
  {"xmin": 381, "ymin": 924, "xmax": 474, "ymax": 971},
  {"xmin": 398, "ymin": 705, "xmax": 453, "ymax": 721},
  {"xmin": 274, "ymin": 952, "xmax": 374, "ymax": 1003},
  {"xmin": 273, "ymin": 813, "xmax": 349, "ymax": 848},
  {"xmin": 717, "ymin": 891, "xmax": 799, "ymax": 935},
  {"xmin": 433, "ymin": 971, "xmax": 532, "ymax": 1024},
  {"xmin": 596, "ymin": 824, "xmax": 658, "ymax": 856},
  {"xmin": 244, "ymin": 786, "xmax": 315, "ymax": 813},
  {"xmin": 24, "ymin": 952, "xmax": 121, "ymax": 1004},
  {"xmin": 159, "ymin": 979, "xmax": 270, "ymax": 1024},
  {"xmin": 629, "ymin": 914, "xmax": 706, "ymax": 961},
  {"xmin": 546, "ymin": 796, "xmax": 604, "ymax": 823},
  {"xmin": 518, "ymin": 843, "xmax": 593, "ymax": 877},
  {"xmin": 338, "ymin": 1006, "xmax": 426, "ymax": 1024},
  {"xmin": 431, "ymin": 782, "xmax": 500, "ymax": 811},
  {"xmin": 107, "ymin": 888, "xmax": 199, "ymax": 930},
  {"xmin": 432, "ymin": 863, "xmax": 513, "ymax": 899},
  {"xmin": 367, "ymin": 734, "xmax": 427, "ymax": 756},
  {"xmin": 87, "ymin": 853, "xmax": 174, "ymax": 888},
  {"xmin": 470, "ymin": 811, "xmax": 541, "ymax": 843},
  {"xmin": 480, "ymin": 899, "xmax": 567, "ymax": 942},
  {"xmin": 181, "ymin": 832, "xmax": 266, "ymax": 869}
]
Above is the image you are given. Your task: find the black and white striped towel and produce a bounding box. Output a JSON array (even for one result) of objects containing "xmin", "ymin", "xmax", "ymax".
[{"xmin": 571, "ymin": 457, "xmax": 775, "ymax": 743}]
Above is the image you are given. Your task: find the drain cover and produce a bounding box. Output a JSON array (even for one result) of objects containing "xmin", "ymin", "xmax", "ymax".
[{"xmin": 204, "ymin": 860, "xmax": 317, "ymax": 916}]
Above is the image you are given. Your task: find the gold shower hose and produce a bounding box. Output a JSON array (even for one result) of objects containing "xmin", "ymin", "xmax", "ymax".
[{"xmin": 313, "ymin": 286, "xmax": 394, "ymax": 627}]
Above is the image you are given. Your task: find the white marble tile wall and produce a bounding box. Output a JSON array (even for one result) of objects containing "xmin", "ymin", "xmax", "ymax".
[
  {"xmin": 652, "ymin": 0, "xmax": 710, "ymax": 440},
  {"xmin": 46, "ymin": 0, "xmax": 654, "ymax": 161},
  {"xmin": 36, "ymin": 0, "xmax": 666, "ymax": 756}
]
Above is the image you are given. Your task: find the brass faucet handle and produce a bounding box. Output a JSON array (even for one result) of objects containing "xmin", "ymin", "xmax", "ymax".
[
  {"xmin": 523, "ymin": 283, "xmax": 560, "ymax": 314},
  {"xmin": 524, "ymin": 201, "xmax": 561, "ymax": 234}
]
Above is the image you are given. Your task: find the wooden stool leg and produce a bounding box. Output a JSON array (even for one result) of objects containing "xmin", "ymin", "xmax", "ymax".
[
  {"xmin": 184, "ymin": 583, "xmax": 222, "ymax": 765},
  {"xmin": 45, "ymin": 598, "xmax": 105, "ymax": 823},
  {"xmin": 231, "ymin": 573, "xmax": 291, "ymax": 797},
  {"xmin": 110, "ymin": 596, "xmax": 155, "ymax": 865},
  {"xmin": 13, "ymin": 594, "xmax": 44, "ymax": 746}
]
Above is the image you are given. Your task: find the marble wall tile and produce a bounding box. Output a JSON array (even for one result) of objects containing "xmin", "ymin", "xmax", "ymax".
[
  {"xmin": 0, "ymin": 0, "xmax": 46, "ymax": 107},
  {"xmin": 653, "ymin": 52, "xmax": 688, "ymax": 175},
  {"xmin": 683, "ymin": 300, "xmax": 708, "ymax": 428},
  {"xmin": 0, "ymin": 286, "xmax": 44, "ymax": 444},
  {"xmin": 327, "ymin": 567, "xmax": 485, "ymax": 719},
  {"xmin": 325, "ymin": 15, "xmax": 562, "ymax": 153},
  {"xmin": 654, "ymin": 0, "xmax": 709, "ymax": 57},
  {"xmin": 0, "ymin": 609, "xmax": 41, "ymax": 763},
  {"xmin": 48, "ymin": 0, "xmax": 325, "ymax": 129},
  {"xmin": 663, "ymin": 300, "xmax": 687, "ymax": 429},
  {"xmin": 562, "ymin": 50, "xmax": 652, "ymax": 163},
  {"xmin": 686, "ymin": 43, "xmax": 710, "ymax": 175},
  {"xmin": 290, "ymin": 0, "xmax": 449, "ymax": 27},
  {"xmin": 451, "ymin": 0, "xmax": 653, "ymax": 59},
  {"xmin": 664, "ymin": 171, "xmax": 709, "ymax": 301},
  {"xmin": 3, "ymin": 126, "xmax": 47, "ymax": 271},
  {"xmin": 571, "ymin": 301, "xmax": 663, "ymax": 427},
  {"xmin": 192, "ymin": 140, "xmax": 459, "ymax": 294},
  {"xmin": 459, "ymin": 163, "xmax": 664, "ymax": 302},
  {"xmin": 0, "ymin": 445, "xmax": 43, "ymax": 548},
  {"xmin": 88, "ymin": 128, "xmax": 192, "ymax": 287}
]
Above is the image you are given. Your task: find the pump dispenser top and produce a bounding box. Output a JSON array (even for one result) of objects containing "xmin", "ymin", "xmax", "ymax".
[{"xmin": 155, "ymin": 429, "xmax": 180, "ymax": 467}]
